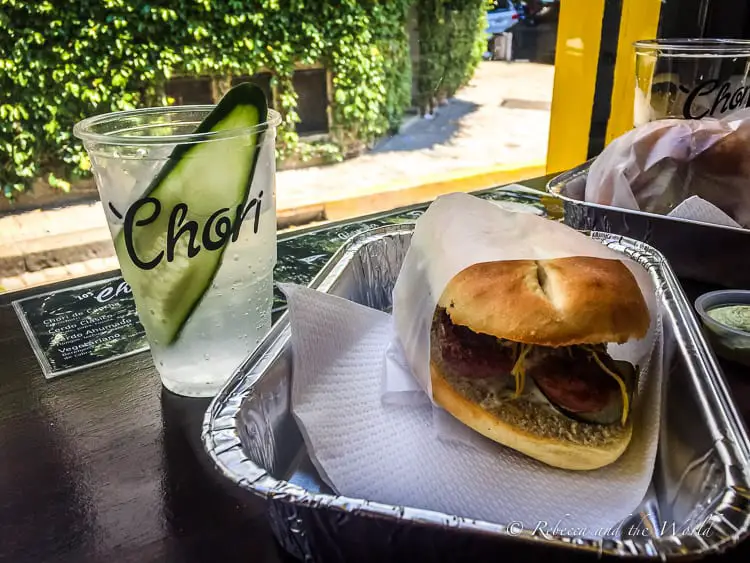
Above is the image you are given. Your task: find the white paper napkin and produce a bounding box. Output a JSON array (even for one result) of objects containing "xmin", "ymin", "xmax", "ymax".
[
  {"xmin": 668, "ymin": 195, "xmax": 742, "ymax": 228},
  {"xmin": 281, "ymin": 281, "xmax": 665, "ymax": 533}
]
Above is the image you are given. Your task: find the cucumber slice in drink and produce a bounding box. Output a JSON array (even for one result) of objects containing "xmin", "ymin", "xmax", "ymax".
[{"xmin": 115, "ymin": 83, "xmax": 268, "ymax": 346}]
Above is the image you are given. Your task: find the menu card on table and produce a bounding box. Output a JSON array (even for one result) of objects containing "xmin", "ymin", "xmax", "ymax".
[{"xmin": 13, "ymin": 277, "xmax": 148, "ymax": 379}]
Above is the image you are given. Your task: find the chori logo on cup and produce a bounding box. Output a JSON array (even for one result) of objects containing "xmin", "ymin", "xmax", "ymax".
[
  {"xmin": 109, "ymin": 192, "xmax": 264, "ymax": 271},
  {"xmin": 681, "ymin": 78, "xmax": 750, "ymax": 119}
]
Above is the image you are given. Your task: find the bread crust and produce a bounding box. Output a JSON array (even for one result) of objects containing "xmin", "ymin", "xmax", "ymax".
[
  {"xmin": 430, "ymin": 362, "xmax": 633, "ymax": 470},
  {"xmin": 437, "ymin": 256, "xmax": 649, "ymax": 346}
]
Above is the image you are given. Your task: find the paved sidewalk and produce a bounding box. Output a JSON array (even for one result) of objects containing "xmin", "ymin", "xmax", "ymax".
[
  {"xmin": 0, "ymin": 61, "xmax": 553, "ymax": 293},
  {"xmin": 279, "ymin": 61, "xmax": 553, "ymax": 213}
]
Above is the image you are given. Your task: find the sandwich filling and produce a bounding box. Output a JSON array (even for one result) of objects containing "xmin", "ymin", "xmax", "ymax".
[{"xmin": 432, "ymin": 308, "xmax": 636, "ymax": 425}]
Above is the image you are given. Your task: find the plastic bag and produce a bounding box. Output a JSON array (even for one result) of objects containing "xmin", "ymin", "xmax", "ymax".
[{"xmin": 585, "ymin": 108, "xmax": 750, "ymax": 228}]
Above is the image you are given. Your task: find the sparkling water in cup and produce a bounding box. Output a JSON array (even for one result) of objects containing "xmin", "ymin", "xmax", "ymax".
[
  {"xmin": 634, "ymin": 39, "xmax": 750, "ymax": 126},
  {"xmin": 74, "ymin": 99, "xmax": 281, "ymax": 397}
]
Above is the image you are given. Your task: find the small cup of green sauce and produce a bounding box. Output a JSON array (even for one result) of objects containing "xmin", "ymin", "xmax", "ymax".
[
  {"xmin": 707, "ymin": 305, "xmax": 750, "ymax": 332},
  {"xmin": 695, "ymin": 290, "xmax": 750, "ymax": 366}
]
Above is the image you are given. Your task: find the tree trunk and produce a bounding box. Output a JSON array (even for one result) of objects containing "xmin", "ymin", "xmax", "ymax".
[{"xmin": 210, "ymin": 75, "xmax": 233, "ymax": 102}]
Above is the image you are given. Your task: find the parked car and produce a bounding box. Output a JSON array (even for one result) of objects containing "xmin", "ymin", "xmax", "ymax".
[
  {"xmin": 485, "ymin": 0, "xmax": 520, "ymax": 37},
  {"xmin": 518, "ymin": 1, "xmax": 559, "ymax": 26}
]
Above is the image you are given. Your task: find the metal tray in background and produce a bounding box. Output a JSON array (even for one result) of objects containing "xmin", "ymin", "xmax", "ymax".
[
  {"xmin": 547, "ymin": 161, "xmax": 750, "ymax": 290},
  {"xmin": 202, "ymin": 225, "xmax": 750, "ymax": 563}
]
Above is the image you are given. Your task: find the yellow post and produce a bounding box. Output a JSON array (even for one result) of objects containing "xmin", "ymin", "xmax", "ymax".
[
  {"xmin": 546, "ymin": 0, "xmax": 606, "ymax": 175},
  {"xmin": 605, "ymin": 0, "xmax": 662, "ymax": 145}
]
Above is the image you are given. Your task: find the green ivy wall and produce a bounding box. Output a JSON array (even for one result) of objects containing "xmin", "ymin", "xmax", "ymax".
[
  {"xmin": 416, "ymin": 0, "xmax": 488, "ymax": 112},
  {"xmin": 1, "ymin": 0, "xmax": 486, "ymax": 199}
]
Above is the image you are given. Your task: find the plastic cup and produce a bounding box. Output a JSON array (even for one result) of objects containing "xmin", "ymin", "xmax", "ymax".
[
  {"xmin": 634, "ymin": 39, "xmax": 750, "ymax": 127},
  {"xmin": 74, "ymin": 106, "xmax": 281, "ymax": 397}
]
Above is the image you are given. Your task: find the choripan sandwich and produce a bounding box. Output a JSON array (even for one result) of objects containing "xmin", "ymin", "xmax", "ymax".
[{"xmin": 430, "ymin": 256, "xmax": 650, "ymax": 471}]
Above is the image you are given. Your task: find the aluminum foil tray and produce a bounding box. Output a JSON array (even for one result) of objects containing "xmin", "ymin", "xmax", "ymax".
[
  {"xmin": 202, "ymin": 225, "xmax": 750, "ymax": 562},
  {"xmin": 546, "ymin": 161, "xmax": 750, "ymax": 290}
]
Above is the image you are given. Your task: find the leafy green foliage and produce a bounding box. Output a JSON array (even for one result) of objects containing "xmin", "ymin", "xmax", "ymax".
[
  {"xmin": 374, "ymin": 2, "xmax": 414, "ymax": 133},
  {"xmin": 1, "ymin": 0, "xmax": 414, "ymax": 197},
  {"xmin": 415, "ymin": 0, "xmax": 487, "ymax": 112}
]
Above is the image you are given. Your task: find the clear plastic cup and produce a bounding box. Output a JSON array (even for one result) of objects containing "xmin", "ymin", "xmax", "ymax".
[
  {"xmin": 634, "ymin": 39, "xmax": 750, "ymax": 127},
  {"xmin": 74, "ymin": 106, "xmax": 281, "ymax": 397}
]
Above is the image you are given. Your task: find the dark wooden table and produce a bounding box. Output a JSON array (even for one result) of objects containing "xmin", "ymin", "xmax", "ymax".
[
  {"xmin": 0, "ymin": 280, "xmax": 292, "ymax": 562},
  {"xmin": 2, "ymin": 177, "xmax": 750, "ymax": 563}
]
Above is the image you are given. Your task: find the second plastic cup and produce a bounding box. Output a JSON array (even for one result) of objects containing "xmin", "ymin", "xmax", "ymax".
[{"xmin": 634, "ymin": 38, "xmax": 750, "ymax": 127}]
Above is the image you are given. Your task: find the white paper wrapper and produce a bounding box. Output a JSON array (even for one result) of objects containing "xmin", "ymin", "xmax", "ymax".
[
  {"xmin": 585, "ymin": 108, "xmax": 750, "ymax": 228},
  {"xmin": 280, "ymin": 193, "xmax": 664, "ymax": 532},
  {"xmin": 668, "ymin": 195, "xmax": 742, "ymax": 228},
  {"xmin": 391, "ymin": 192, "xmax": 658, "ymax": 401}
]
